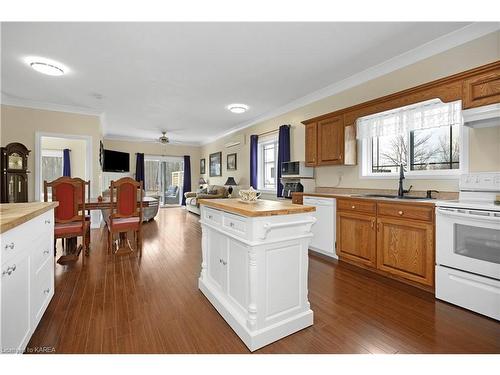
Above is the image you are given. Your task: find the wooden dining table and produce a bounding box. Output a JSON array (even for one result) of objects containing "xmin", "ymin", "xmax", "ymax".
[{"xmin": 57, "ymin": 196, "xmax": 156, "ymax": 264}]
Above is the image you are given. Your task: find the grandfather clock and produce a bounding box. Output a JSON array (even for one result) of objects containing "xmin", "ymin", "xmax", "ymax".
[{"xmin": 1, "ymin": 142, "xmax": 30, "ymax": 203}]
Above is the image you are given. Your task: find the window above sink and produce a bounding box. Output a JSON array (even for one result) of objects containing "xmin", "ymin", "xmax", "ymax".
[{"xmin": 357, "ymin": 99, "xmax": 469, "ymax": 179}]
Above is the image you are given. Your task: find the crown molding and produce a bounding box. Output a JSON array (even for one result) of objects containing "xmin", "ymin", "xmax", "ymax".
[
  {"xmin": 1, "ymin": 92, "xmax": 103, "ymax": 117},
  {"xmin": 200, "ymin": 22, "xmax": 500, "ymax": 146}
]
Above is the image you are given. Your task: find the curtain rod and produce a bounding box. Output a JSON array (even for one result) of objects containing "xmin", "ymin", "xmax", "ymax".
[{"xmin": 257, "ymin": 124, "xmax": 290, "ymax": 137}]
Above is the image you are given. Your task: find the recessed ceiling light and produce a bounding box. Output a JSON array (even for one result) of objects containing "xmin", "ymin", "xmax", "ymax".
[
  {"xmin": 25, "ymin": 56, "xmax": 67, "ymax": 76},
  {"xmin": 227, "ymin": 103, "xmax": 249, "ymax": 114}
]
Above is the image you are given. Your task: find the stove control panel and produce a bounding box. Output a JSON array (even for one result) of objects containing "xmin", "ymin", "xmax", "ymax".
[{"xmin": 460, "ymin": 172, "xmax": 500, "ymax": 191}]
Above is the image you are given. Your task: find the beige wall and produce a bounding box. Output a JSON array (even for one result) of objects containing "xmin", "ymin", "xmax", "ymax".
[
  {"xmin": 41, "ymin": 136, "xmax": 87, "ymax": 181},
  {"xmin": 201, "ymin": 31, "xmax": 500, "ymax": 193},
  {"xmin": 103, "ymin": 139, "xmax": 200, "ymax": 192},
  {"xmin": 1, "ymin": 105, "xmax": 102, "ymax": 200}
]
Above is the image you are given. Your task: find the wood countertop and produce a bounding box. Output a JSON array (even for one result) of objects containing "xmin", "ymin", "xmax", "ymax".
[
  {"xmin": 198, "ymin": 198, "xmax": 315, "ymax": 217},
  {"xmin": 0, "ymin": 202, "xmax": 59, "ymax": 234}
]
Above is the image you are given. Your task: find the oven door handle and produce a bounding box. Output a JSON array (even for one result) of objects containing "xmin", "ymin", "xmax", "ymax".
[{"xmin": 436, "ymin": 207, "xmax": 500, "ymax": 223}]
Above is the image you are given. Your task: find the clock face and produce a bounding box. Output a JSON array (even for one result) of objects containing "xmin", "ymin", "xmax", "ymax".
[{"xmin": 8, "ymin": 153, "xmax": 23, "ymax": 170}]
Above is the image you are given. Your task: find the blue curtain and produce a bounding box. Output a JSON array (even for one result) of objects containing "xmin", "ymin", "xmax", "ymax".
[
  {"xmin": 63, "ymin": 149, "xmax": 71, "ymax": 177},
  {"xmin": 277, "ymin": 125, "xmax": 291, "ymax": 197},
  {"xmin": 135, "ymin": 153, "xmax": 145, "ymax": 183},
  {"xmin": 182, "ymin": 155, "xmax": 191, "ymax": 206},
  {"xmin": 250, "ymin": 135, "xmax": 258, "ymax": 189}
]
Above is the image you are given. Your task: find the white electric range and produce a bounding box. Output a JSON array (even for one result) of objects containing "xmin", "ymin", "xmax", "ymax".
[{"xmin": 435, "ymin": 172, "xmax": 500, "ymax": 321}]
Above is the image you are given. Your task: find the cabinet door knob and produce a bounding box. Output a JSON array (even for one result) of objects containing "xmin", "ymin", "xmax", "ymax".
[
  {"xmin": 351, "ymin": 205, "xmax": 355, "ymax": 209},
  {"xmin": 229, "ymin": 222, "xmax": 234, "ymax": 227},
  {"xmin": 208, "ymin": 215, "xmax": 213, "ymax": 220},
  {"xmin": 43, "ymin": 249, "xmax": 50, "ymax": 255},
  {"xmin": 398, "ymin": 210, "xmax": 404, "ymax": 216},
  {"xmin": 44, "ymin": 219, "xmax": 51, "ymax": 224},
  {"xmin": 44, "ymin": 288, "xmax": 50, "ymax": 294},
  {"xmin": 4, "ymin": 242, "xmax": 15, "ymax": 250}
]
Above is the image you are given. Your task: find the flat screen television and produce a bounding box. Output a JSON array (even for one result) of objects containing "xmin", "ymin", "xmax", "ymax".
[{"xmin": 103, "ymin": 149, "xmax": 130, "ymax": 172}]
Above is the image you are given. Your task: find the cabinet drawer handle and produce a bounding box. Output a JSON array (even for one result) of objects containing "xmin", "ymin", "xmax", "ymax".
[
  {"xmin": 44, "ymin": 219, "xmax": 51, "ymax": 224},
  {"xmin": 4, "ymin": 242, "xmax": 15, "ymax": 250},
  {"xmin": 398, "ymin": 210, "xmax": 404, "ymax": 216},
  {"xmin": 221, "ymin": 260, "xmax": 227, "ymax": 266},
  {"xmin": 351, "ymin": 205, "xmax": 355, "ymax": 209},
  {"xmin": 229, "ymin": 222, "xmax": 235, "ymax": 227},
  {"xmin": 43, "ymin": 249, "xmax": 50, "ymax": 255},
  {"xmin": 44, "ymin": 288, "xmax": 50, "ymax": 294},
  {"xmin": 371, "ymin": 219, "xmax": 375, "ymax": 229}
]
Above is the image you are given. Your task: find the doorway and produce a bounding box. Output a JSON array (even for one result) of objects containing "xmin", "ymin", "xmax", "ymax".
[
  {"xmin": 35, "ymin": 133, "xmax": 91, "ymax": 201},
  {"xmin": 144, "ymin": 155, "xmax": 184, "ymax": 206}
]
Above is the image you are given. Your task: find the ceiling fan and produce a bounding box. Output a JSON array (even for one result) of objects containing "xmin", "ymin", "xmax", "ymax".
[{"xmin": 158, "ymin": 131, "xmax": 169, "ymax": 144}]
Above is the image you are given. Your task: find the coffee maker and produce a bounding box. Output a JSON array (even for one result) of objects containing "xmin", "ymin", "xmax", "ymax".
[{"xmin": 282, "ymin": 179, "xmax": 304, "ymax": 199}]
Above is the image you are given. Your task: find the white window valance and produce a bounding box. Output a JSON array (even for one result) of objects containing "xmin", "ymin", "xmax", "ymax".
[{"xmin": 356, "ymin": 99, "xmax": 462, "ymax": 140}]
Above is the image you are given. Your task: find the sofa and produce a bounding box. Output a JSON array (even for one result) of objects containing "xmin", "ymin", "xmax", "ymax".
[{"xmin": 184, "ymin": 185, "xmax": 229, "ymax": 215}]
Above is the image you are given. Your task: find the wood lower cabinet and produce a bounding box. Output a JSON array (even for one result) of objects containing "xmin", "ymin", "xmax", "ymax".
[
  {"xmin": 337, "ymin": 211, "xmax": 376, "ymax": 267},
  {"xmin": 336, "ymin": 197, "xmax": 435, "ymax": 290},
  {"xmin": 304, "ymin": 122, "xmax": 317, "ymax": 166},
  {"xmin": 376, "ymin": 217, "xmax": 434, "ymax": 287},
  {"xmin": 317, "ymin": 115, "xmax": 344, "ymax": 165}
]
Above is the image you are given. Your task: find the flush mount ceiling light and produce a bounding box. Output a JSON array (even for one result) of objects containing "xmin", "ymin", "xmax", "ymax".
[
  {"xmin": 25, "ymin": 56, "xmax": 67, "ymax": 76},
  {"xmin": 226, "ymin": 103, "xmax": 249, "ymax": 114}
]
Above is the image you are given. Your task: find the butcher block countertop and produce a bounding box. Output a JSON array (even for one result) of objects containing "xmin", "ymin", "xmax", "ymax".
[
  {"xmin": 0, "ymin": 202, "xmax": 58, "ymax": 234},
  {"xmin": 198, "ymin": 198, "xmax": 315, "ymax": 217}
]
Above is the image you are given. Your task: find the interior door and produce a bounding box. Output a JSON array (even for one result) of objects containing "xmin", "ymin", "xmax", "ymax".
[{"xmin": 318, "ymin": 115, "xmax": 344, "ymax": 165}]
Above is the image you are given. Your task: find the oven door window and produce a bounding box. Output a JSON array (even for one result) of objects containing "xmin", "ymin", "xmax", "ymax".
[{"xmin": 454, "ymin": 224, "xmax": 500, "ymax": 264}]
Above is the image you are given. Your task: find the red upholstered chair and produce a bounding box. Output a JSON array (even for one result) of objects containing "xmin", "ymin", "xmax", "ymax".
[
  {"xmin": 107, "ymin": 177, "xmax": 143, "ymax": 255},
  {"xmin": 44, "ymin": 177, "xmax": 87, "ymax": 265}
]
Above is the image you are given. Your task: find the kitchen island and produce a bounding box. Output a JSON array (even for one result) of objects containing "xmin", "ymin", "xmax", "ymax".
[{"xmin": 197, "ymin": 198, "xmax": 316, "ymax": 351}]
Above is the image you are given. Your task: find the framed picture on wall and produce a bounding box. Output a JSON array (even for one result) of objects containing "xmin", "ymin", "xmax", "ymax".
[
  {"xmin": 209, "ymin": 152, "xmax": 222, "ymax": 177},
  {"xmin": 227, "ymin": 153, "xmax": 237, "ymax": 171},
  {"xmin": 200, "ymin": 158, "xmax": 206, "ymax": 174}
]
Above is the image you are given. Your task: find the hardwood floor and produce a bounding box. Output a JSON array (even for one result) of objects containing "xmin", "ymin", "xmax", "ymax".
[{"xmin": 27, "ymin": 207, "xmax": 500, "ymax": 354}]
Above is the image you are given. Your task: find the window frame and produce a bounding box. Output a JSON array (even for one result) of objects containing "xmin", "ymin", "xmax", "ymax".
[
  {"xmin": 257, "ymin": 135, "xmax": 279, "ymax": 192},
  {"xmin": 360, "ymin": 109, "xmax": 469, "ymax": 180}
]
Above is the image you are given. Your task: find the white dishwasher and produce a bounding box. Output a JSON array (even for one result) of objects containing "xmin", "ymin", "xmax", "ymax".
[{"xmin": 303, "ymin": 196, "xmax": 337, "ymax": 259}]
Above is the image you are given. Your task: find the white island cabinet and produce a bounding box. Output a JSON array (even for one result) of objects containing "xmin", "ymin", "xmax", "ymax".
[
  {"xmin": 198, "ymin": 198, "xmax": 316, "ymax": 351},
  {"xmin": 0, "ymin": 202, "xmax": 57, "ymax": 354}
]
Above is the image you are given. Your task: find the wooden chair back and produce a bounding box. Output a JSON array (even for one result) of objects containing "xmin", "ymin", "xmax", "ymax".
[
  {"xmin": 44, "ymin": 177, "xmax": 85, "ymax": 224},
  {"xmin": 72, "ymin": 178, "xmax": 91, "ymax": 214},
  {"xmin": 109, "ymin": 177, "xmax": 143, "ymax": 221}
]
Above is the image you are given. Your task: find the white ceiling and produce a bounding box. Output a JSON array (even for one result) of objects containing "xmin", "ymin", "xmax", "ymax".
[{"xmin": 0, "ymin": 22, "xmax": 492, "ymax": 144}]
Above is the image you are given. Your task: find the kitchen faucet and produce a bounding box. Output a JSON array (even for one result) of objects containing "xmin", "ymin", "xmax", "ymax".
[{"xmin": 398, "ymin": 164, "xmax": 412, "ymax": 198}]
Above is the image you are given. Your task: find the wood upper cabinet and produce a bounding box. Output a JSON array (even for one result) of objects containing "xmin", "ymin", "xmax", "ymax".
[
  {"xmin": 304, "ymin": 122, "xmax": 317, "ymax": 166},
  {"xmin": 317, "ymin": 115, "xmax": 344, "ymax": 165},
  {"xmin": 463, "ymin": 69, "xmax": 500, "ymax": 109},
  {"xmin": 337, "ymin": 211, "xmax": 377, "ymax": 268},
  {"xmin": 376, "ymin": 217, "xmax": 434, "ymax": 287}
]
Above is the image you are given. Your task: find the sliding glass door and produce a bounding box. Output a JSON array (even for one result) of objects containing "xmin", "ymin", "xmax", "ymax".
[{"xmin": 144, "ymin": 155, "xmax": 184, "ymax": 206}]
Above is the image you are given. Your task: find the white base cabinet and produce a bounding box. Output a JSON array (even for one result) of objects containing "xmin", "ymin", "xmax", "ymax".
[
  {"xmin": 1, "ymin": 209, "xmax": 55, "ymax": 354},
  {"xmin": 199, "ymin": 205, "xmax": 315, "ymax": 352}
]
